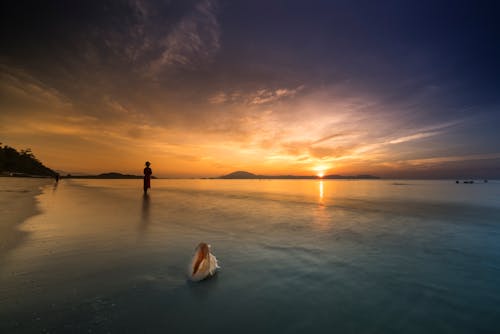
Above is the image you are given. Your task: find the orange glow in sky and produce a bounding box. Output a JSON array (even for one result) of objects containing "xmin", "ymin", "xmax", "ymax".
[
  {"xmin": 0, "ymin": 73, "xmax": 494, "ymax": 178},
  {"xmin": 1, "ymin": 1, "xmax": 499, "ymax": 179}
]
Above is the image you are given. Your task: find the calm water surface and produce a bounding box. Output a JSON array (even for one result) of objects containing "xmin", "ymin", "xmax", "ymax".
[{"xmin": 1, "ymin": 179, "xmax": 500, "ymax": 333}]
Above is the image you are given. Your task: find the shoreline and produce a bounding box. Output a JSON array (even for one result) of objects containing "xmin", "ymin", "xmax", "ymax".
[{"xmin": 0, "ymin": 178, "xmax": 51, "ymax": 255}]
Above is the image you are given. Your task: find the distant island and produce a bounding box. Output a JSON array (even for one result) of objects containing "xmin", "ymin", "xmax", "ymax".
[
  {"xmin": 218, "ymin": 171, "xmax": 380, "ymax": 180},
  {"xmin": 0, "ymin": 145, "xmax": 56, "ymax": 177}
]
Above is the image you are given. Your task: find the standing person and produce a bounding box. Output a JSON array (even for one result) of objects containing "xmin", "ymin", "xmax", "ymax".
[{"xmin": 143, "ymin": 161, "xmax": 152, "ymax": 194}]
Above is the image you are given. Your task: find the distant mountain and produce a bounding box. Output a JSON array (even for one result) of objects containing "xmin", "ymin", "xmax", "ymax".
[
  {"xmin": 0, "ymin": 145, "xmax": 56, "ymax": 177},
  {"xmin": 220, "ymin": 171, "xmax": 259, "ymax": 179},
  {"xmin": 219, "ymin": 171, "xmax": 380, "ymax": 179}
]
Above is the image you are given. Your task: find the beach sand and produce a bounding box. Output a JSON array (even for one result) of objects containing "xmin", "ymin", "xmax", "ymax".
[{"xmin": 0, "ymin": 177, "xmax": 51, "ymax": 255}]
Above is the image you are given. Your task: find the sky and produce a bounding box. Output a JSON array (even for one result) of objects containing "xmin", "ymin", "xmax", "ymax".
[{"xmin": 1, "ymin": 0, "xmax": 499, "ymax": 178}]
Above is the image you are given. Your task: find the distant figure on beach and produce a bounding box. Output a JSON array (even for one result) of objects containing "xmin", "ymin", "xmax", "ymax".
[
  {"xmin": 55, "ymin": 173, "xmax": 60, "ymax": 182},
  {"xmin": 189, "ymin": 242, "xmax": 219, "ymax": 281},
  {"xmin": 143, "ymin": 161, "xmax": 152, "ymax": 194}
]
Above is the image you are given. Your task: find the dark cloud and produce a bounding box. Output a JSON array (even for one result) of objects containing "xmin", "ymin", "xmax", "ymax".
[
  {"xmin": 1, "ymin": 1, "xmax": 218, "ymax": 104},
  {"xmin": 2, "ymin": 0, "xmax": 499, "ymax": 119}
]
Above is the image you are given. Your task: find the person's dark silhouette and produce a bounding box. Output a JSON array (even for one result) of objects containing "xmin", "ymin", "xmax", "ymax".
[{"xmin": 143, "ymin": 161, "xmax": 152, "ymax": 193}]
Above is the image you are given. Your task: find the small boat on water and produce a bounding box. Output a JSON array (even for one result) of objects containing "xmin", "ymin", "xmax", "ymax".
[
  {"xmin": 456, "ymin": 180, "xmax": 476, "ymax": 184},
  {"xmin": 189, "ymin": 242, "xmax": 219, "ymax": 281},
  {"xmin": 455, "ymin": 180, "xmax": 489, "ymax": 184}
]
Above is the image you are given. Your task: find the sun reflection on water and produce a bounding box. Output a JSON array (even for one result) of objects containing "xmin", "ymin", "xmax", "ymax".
[
  {"xmin": 319, "ymin": 180, "xmax": 324, "ymax": 204},
  {"xmin": 313, "ymin": 180, "xmax": 331, "ymax": 230}
]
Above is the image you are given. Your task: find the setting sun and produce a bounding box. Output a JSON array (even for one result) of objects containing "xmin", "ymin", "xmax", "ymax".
[{"xmin": 313, "ymin": 165, "xmax": 329, "ymax": 178}]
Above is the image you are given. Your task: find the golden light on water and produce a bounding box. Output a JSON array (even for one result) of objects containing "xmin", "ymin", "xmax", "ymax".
[
  {"xmin": 313, "ymin": 180, "xmax": 330, "ymax": 230},
  {"xmin": 319, "ymin": 180, "xmax": 324, "ymax": 202}
]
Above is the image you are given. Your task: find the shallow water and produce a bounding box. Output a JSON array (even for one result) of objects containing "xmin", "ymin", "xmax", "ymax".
[{"xmin": 1, "ymin": 179, "xmax": 500, "ymax": 333}]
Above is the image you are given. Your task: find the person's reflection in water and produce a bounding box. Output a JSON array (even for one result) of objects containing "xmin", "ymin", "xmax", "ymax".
[
  {"xmin": 52, "ymin": 178, "xmax": 59, "ymax": 193},
  {"xmin": 140, "ymin": 193, "xmax": 151, "ymax": 232}
]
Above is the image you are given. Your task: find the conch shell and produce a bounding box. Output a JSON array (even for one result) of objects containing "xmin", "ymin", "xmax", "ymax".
[{"xmin": 189, "ymin": 243, "xmax": 219, "ymax": 281}]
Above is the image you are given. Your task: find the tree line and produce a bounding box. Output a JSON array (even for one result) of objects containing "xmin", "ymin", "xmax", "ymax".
[{"xmin": 0, "ymin": 144, "xmax": 56, "ymax": 177}]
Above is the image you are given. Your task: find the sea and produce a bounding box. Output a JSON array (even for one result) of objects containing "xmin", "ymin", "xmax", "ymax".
[{"xmin": 1, "ymin": 178, "xmax": 499, "ymax": 333}]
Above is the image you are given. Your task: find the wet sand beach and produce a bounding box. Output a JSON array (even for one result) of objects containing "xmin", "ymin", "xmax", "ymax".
[{"xmin": 0, "ymin": 178, "xmax": 51, "ymax": 254}]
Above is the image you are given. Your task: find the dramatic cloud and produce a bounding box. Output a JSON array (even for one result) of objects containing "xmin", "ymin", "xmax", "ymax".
[
  {"xmin": 149, "ymin": 0, "xmax": 220, "ymax": 72},
  {"xmin": 388, "ymin": 131, "xmax": 440, "ymax": 145},
  {"xmin": 208, "ymin": 86, "xmax": 303, "ymax": 106},
  {"xmin": 1, "ymin": 1, "xmax": 499, "ymax": 177}
]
